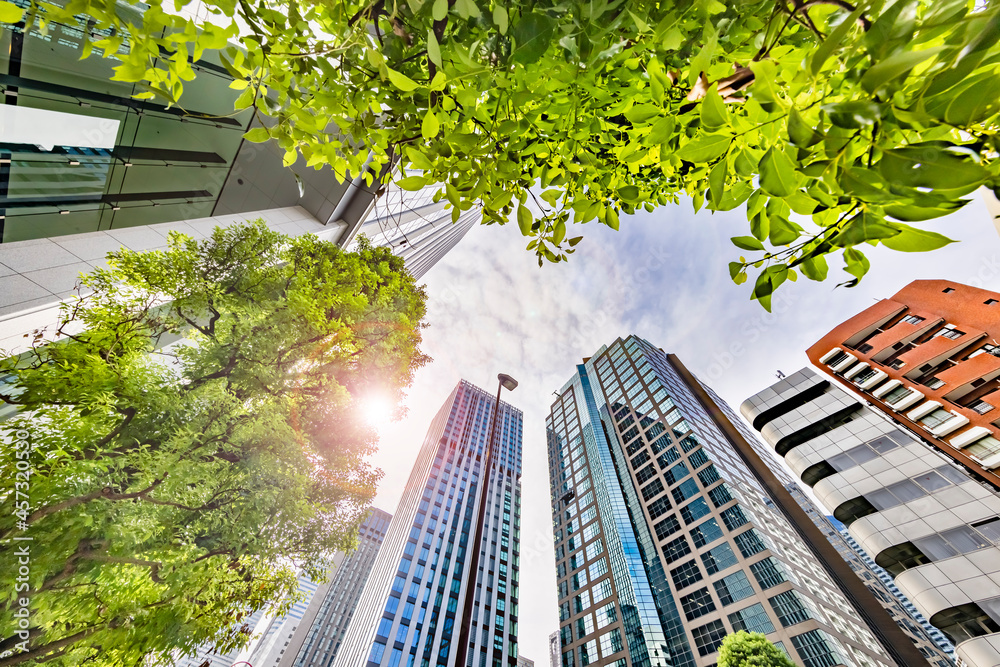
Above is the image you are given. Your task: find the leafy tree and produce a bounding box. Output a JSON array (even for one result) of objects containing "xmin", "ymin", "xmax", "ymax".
[
  {"xmin": 718, "ymin": 631, "xmax": 797, "ymax": 667},
  {"xmin": 0, "ymin": 223, "xmax": 428, "ymax": 665},
  {"xmin": 8, "ymin": 0, "xmax": 1000, "ymax": 306}
]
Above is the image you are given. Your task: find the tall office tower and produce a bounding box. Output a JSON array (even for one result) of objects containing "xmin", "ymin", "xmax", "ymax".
[
  {"xmin": 827, "ymin": 517, "xmax": 954, "ymax": 659},
  {"xmin": 549, "ymin": 632, "xmax": 560, "ymax": 667},
  {"xmin": 332, "ymin": 380, "xmax": 524, "ymax": 667},
  {"xmin": 172, "ymin": 607, "xmax": 268, "ymax": 667},
  {"xmin": 743, "ymin": 366, "xmax": 1000, "ymax": 667},
  {"xmin": 281, "ymin": 508, "xmax": 393, "ymax": 666},
  {"xmin": 547, "ymin": 335, "xmax": 931, "ymax": 667},
  {"xmin": 517, "ymin": 657, "xmax": 535, "ymax": 667}
]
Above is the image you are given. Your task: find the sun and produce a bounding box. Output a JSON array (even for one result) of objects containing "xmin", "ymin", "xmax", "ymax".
[{"xmin": 360, "ymin": 394, "xmax": 394, "ymax": 428}]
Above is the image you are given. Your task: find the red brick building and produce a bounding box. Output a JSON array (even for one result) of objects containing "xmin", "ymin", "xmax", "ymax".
[{"xmin": 807, "ymin": 280, "xmax": 1000, "ymax": 487}]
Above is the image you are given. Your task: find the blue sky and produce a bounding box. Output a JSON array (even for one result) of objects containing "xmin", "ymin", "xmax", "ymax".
[{"xmin": 367, "ymin": 195, "xmax": 1000, "ymax": 663}]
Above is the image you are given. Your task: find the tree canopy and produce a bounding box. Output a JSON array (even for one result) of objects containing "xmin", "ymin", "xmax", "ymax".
[
  {"xmin": 718, "ymin": 631, "xmax": 797, "ymax": 667},
  {"xmin": 8, "ymin": 0, "xmax": 1000, "ymax": 307},
  {"xmin": 0, "ymin": 223, "xmax": 428, "ymax": 665}
]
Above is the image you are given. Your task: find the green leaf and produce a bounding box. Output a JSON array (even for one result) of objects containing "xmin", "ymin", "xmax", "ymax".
[
  {"xmin": 568, "ymin": 236, "xmax": 583, "ymax": 246},
  {"xmin": 768, "ymin": 215, "xmax": 801, "ymax": 246},
  {"xmin": 884, "ymin": 200, "xmax": 968, "ymax": 222},
  {"xmin": 396, "ymin": 175, "xmax": 429, "ymax": 191},
  {"xmin": 750, "ymin": 210, "xmax": 769, "ymax": 241},
  {"xmin": 923, "ymin": 71, "xmax": 1000, "ymax": 126},
  {"xmin": 759, "ymin": 147, "xmax": 801, "ymax": 197},
  {"xmin": 432, "ymin": 0, "xmax": 448, "ymax": 20},
  {"xmin": 880, "ymin": 223, "xmax": 956, "ymax": 252},
  {"xmin": 843, "ymin": 247, "xmax": 870, "ymax": 281},
  {"xmin": 830, "ymin": 211, "xmax": 901, "ymax": 247},
  {"xmin": 553, "ymin": 219, "xmax": 567, "ymax": 245},
  {"xmin": 244, "ymin": 127, "xmax": 270, "ymax": 143},
  {"xmin": 386, "ymin": 68, "xmax": 420, "ymax": 92},
  {"xmin": 676, "ymin": 133, "xmax": 732, "ymax": 163},
  {"xmin": 879, "ymin": 145, "xmax": 988, "ymax": 193},
  {"xmin": 512, "ymin": 12, "xmax": 556, "ymax": 64},
  {"xmin": 606, "ymin": 207, "xmax": 620, "ymax": 230},
  {"xmin": 799, "ymin": 254, "xmax": 829, "ymax": 281},
  {"xmin": 625, "ymin": 104, "xmax": 660, "ymax": 124},
  {"xmin": 823, "ymin": 100, "xmax": 880, "ymax": 128},
  {"xmin": 427, "ymin": 30, "xmax": 442, "ymax": 67},
  {"xmin": 787, "ymin": 108, "xmax": 823, "ymax": 148},
  {"xmin": 700, "ymin": 85, "xmax": 729, "ymax": 131},
  {"xmin": 708, "ymin": 158, "xmax": 726, "ymax": 208},
  {"xmin": 516, "ymin": 204, "xmax": 532, "ymax": 236},
  {"xmin": 688, "ymin": 26, "xmax": 717, "ymax": 84},
  {"xmin": 618, "ymin": 185, "xmax": 640, "ymax": 202},
  {"xmin": 0, "ymin": 1, "xmax": 23, "ymax": 23},
  {"xmin": 731, "ymin": 236, "xmax": 764, "ymax": 251},
  {"xmin": 809, "ymin": 1, "xmax": 868, "ymax": 76},
  {"xmin": 493, "ymin": 5, "xmax": 508, "ymax": 34},
  {"xmin": 421, "ymin": 110, "xmax": 440, "ymax": 140},
  {"xmin": 860, "ymin": 46, "xmax": 945, "ymax": 94},
  {"xmin": 748, "ymin": 60, "xmax": 782, "ymax": 111}
]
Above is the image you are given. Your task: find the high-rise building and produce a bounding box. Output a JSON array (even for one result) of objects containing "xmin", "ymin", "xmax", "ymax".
[
  {"xmin": 806, "ymin": 279, "xmax": 1000, "ymax": 479},
  {"xmin": 172, "ymin": 607, "xmax": 268, "ymax": 667},
  {"xmin": 744, "ymin": 364, "xmax": 1000, "ymax": 667},
  {"xmin": 280, "ymin": 508, "xmax": 393, "ymax": 666},
  {"xmin": 517, "ymin": 657, "xmax": 535, "ymax": 667},
  {"xmin": 246, "ymin": 575, "xmax": 324, "ymax": 667},
  {"xmin": 547, "ymin": 335, "xmax": 932, "ymax": 667},
  {"xmin": 781, "ymin": 482, "xmax": 954, "ymax": 665},
  {"xmin": 332, "ymin": 379, "xmax": 524, "ymax": 667},
  {"xmin": 826, "ymin": 516, "xmax": 953, "ymax": 658},
  {"xmin": 549, "ymin": 631, "xmax": 560, "ymax": 667}
]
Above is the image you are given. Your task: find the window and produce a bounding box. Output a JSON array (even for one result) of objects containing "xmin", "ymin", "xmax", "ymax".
[
  {"xmin": 701, "ymin": 543, "xmax": 739, "ymax": 575},
  {"xmin": 691, "ymin": 620, "xmax": 727, "ymax": 656},
  {"xmin": 692, "ymin": 519, "xmax": 724, "ymax": 548},
  {"xmin": 647, "ymin": 496, "xmax": 672, "ymax": 519},
  {"xmin": 698, "ymin": 465, "xmax": 722, "ymax": 487},
  {"xmin": 579, "ymin": 639, "xmax": 598, "ymax": 666},
  {"xmin": 769, "ymin": 590, "xmax": 813, "ymax": 627},
  {"xmin": 672, "ymin": 479, "xmax": 700, "ymax": 504},
  {"xmin": 734, "ymin": 530, "xmax": 768, "ymax": 558},
  {"xmin": 657, "ymin": 447, "xmax": 680, "ymax": 468},
  {"xmin": 720, "ymin": 506, "xmax": 749, "ymax": 530},
  {"xmin": 589, "ymin": 558, "xmax": 609, "ymax": 580},
  {"xmin": 641, "ymin": 478, "xmax": 665, "ymax": 501},
  {"xmin": 654, "ymin": 515, "xmax": 681, "ymax": 541},
  {"xmin": 970, "ymin": 400, "xmax": 995, "ymax": 415},
  {"xmin": 750, "ymin": 557, "xmax": 788, "ymax": 590},
  {"xmin": 714, "ymin": 570, "xmax": 755, "ymax": 605},
  {"xmin": 576, "ymin": 614, "xmax": 594, "ymax": 638},
  {"xmin": 883, "ymin": 385, "xmax": 913, "ymax": 405},
  {"xmin": 680, "ymin": 498, "xmax": 712, "ymax": 525},
  {"xmin": 680, "ymin": 434, "xmax": 700, "ymax": 452},
  {"xmin": 680, "ymin": 587, "xmax": 717, "ymax": 620},
  {"xmin": 902, "ymin": 315, "xmax": 925, "ymax": 324},
  {"xmin": 663, "ymin": 462, "xmax": 689, "ymax": 485},
  {"xmin": 599, "ymin": 629, "xmax": 623, "ymax": 658},
  {"xmin": 933, "ymin": 326, "xmax": 964, "ymax": 340},
  {"xmin": 958, "ymin": 436, "xmax": 1000, "ymax": 468},
  {"xmin": 671, "ymin": 560, "xmax": 703, "ymax": 589},
  {"xmin": 729, "ymin": 603, "xmax": 776, "ymax": 634},
  {"xmin": 708, "ymin": 485, "xmax": 733, "ymax": 508},
  {"xmin": 791, "ymin": 629, "xmax": 850, "ymax": 667},
  {"xmin": 663, "ymin": 536, "xmax": 692, "ymax": 564},
  {"xmin": 987, "ymin": 299, "xmax": 998, "ymax": 306},
  {"xmin": 595, "ymin": 602, "xmax": 617, "ymax": 629},
  {"xmin": 369, "ymin": 641, "xmax": 387, "ymax": 664},
  {"xmin": 930, "ymin": 601, "xmax": 1000, "ymax": 645},
  {"xmin": 913, "ymin": 520, "xmax": 1000, "ymax": 560},
  {"xmin": 920, "ymin": 408, "xmax": 954, "ymax": 429},
  {"xmin": 630, "ymin": 450, "xmax": 650, "ymax": 468},
  {"xmin": 942, "ymin": 288, "xmax": 955, "ymax": 293},
  {"xmin": 688, "ymin": 449, "xmax": 709, "ymax": 469},
  {"xmin": 924, "ymin": 377, "xmax": 946, "ymax": 390},
  {"xmin": 635, "ymin": 464, "xmax": 657, "ymax": 485}
]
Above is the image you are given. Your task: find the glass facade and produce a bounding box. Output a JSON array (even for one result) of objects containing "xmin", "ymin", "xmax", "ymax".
[
  {"xmin": 548, "ymin": 336, "xmax": 898, "ymax": 667},
  {"xmin": 333, "ymin": 381, "xmax": 523, "ymax": 667}
]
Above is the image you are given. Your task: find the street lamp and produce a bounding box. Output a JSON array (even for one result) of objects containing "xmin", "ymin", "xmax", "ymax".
[{"xmin": 454, "ymin": 373, "xmax": 517, "ymax": 667}]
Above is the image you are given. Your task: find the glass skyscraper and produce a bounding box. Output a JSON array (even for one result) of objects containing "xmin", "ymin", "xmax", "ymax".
[
  {"xmin": 547, "ymin": 336, "xmax": 931, "ymax": 667},
  {"xmin": 333, "ymin": 380, "xmax": 524, "ymax": 667},
  {"xmin": 281, "ymin": 508, "xmax": 393, "ymax": 666}
]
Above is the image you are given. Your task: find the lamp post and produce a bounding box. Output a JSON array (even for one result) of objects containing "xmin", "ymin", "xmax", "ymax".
[{"xmin": 454, "ymin": 373, "xmax": 517, "ymax": 667}]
